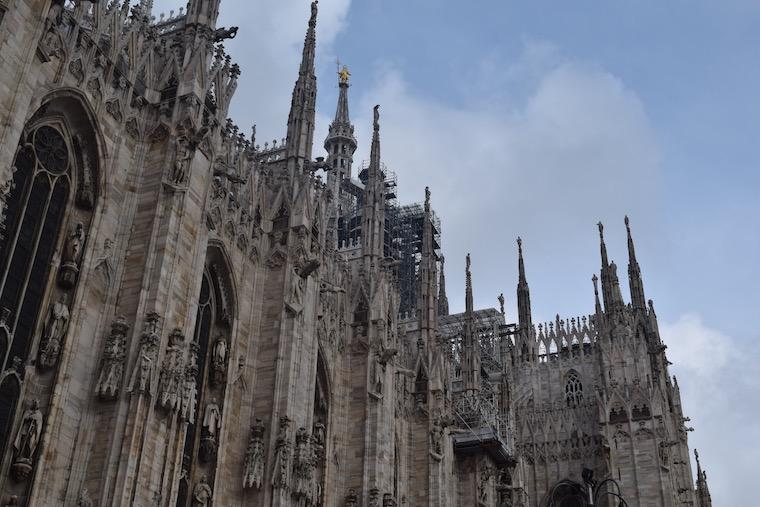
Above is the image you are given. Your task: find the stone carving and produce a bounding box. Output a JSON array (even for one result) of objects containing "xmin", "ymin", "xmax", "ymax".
[
  {"xmin": 57, "ymin": 222, "xmax": 85, "ymax": 288},
  {"xmin": 95, "ymin": 316, "xmax": 130, "ymax": 400},
  {"xmin": 129, "ymin": 313, "xmax": 161, "ymax": 395},
  {"xmin": 157, "ymin": 329, "xmax": 185, "ymax": 412},
  {"xmin": 170, "ymin": 135, "xmax": 195, "ymax": 185},
  {"xmin": 210, "ymin": 335, "xmax": 227, "ymax": 385},
  {"xmin": 243, "ymin": 418, "xmax": 265, "ymax": 490},
  {"xmin": 368, "ymin": 488, "xmax": 380, "ymax": 507},
  {"xmin": 10, "ymin": 399, "xmax": 44, "ymax": 481},
  {"xmin": 180, "ymin": 342, "xmax": 199, "ymax": 421},
  {"xmin": 292, "ymin": 427, "xmax": 315, "ymax": 502},
  {"xmin": 312, "ymin": 421, "xmax": 326, "ymax": 464},
  {"xmin": 200, "ymin": 400, "xmax": 222, "ymax": 462},
  {"xmin": 383, "ymin": 493, "xmax": 397, "ymax": 507},
  {"xmin": 36, "ymin": 294, "xmax": 70, "ymax": 370},
  {"xmin": 77, "ymin": 488, "xmax": 93, "ymax": 507},
  {"xmin": 345, "ymin": 489, "xmax": 358, "ymax": 507},
  {"xmin": 75, "ymin": 140, "xmax": 95, "ymax": 210},
  {"xmin": 192, "ymin": 476, "xmax": 212, "ymax": 506},
  {"xmin": 272, "ymin": 416, "xmax": 292, "ymax": 489},
  {"xmin": 429, "ymin": 415, "xmax": 445, "ymax": 457}
]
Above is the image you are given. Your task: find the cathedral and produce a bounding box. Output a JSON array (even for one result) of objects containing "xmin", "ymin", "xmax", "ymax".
[{"xmin": 0, "ymin": 1, "xmax": 713, "ymax": 506}]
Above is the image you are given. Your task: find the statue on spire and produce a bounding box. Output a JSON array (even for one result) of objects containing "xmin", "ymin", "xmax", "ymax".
[
  {"xmin": 339, "ymin": 65, "xmax": 351, "ymax": 84},
  {"xmin": 373, "ymin": 105, "xmax": 380, "ymax": 131},
  {"xmin": 310, "ymin": 1, "xmax": 318, "ymax": 27}
]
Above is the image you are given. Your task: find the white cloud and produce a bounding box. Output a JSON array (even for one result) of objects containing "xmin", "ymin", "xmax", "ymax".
[{"xmin": 661, "ymin": 313, "xmax": 733, "ymax": 378}]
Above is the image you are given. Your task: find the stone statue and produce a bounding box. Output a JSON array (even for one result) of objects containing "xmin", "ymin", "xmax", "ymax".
[
  {"xmin": 129, "ymin": 315, "xmax": 160, "ymax": 395},
  {"xmin": 429, "ymin": 416, "xmax": 444, "ymax": 456},
  {"xmin": 383, "ymin": 493, "xmax": 397, "ymax": 507},
  {"xmin": 271, "ymin": 416, "xmax": 292, "ymax": 489},
  {"xmin": 58, "ymin": 222, "xmax": 85, "ymax": 288},
  {"xmin": 95, "ymin": 316, "xmax": 129, "ymax": 400},
  {"xmin": 293, "ymin": 427, "xmax": 315, "ymax": 502},
  {"xmin": 210, "ymin": 335, "xmax": 227, "ymax": 385},
  {"xmin": 312, "ymin": 421, "xmax": 326, "ymax": 464},
  {"xmin": 498, "ymin": 293, "xmax": 505, "ymax": 315},
  {"xmin": 37, "ymin": 294, "xmax": 70, "ymax": 369},
  {"xmin": 158, "ymin": 329, "xmax": 185, "ymax": 412},
  {"xmin": 200, "ymin": 400, "xmax": 221, "ymax": 462},
  {"xmin": 171, "ymin": 136, "xmax": 194, "ymax": 185},
  {"xmin": 77, "ymin": 488, "xmax": 93, "ymax": 507},
  {"xmin": 180, "ymin": 368, "xmax": 198, "ymax": 422},
  {"xmin": 11, "ymin": 399, "xmax": 44, "ymax": 481},
  {"xmin": 192, "ymin": 476, "xmax": 212, "ymax": 506},
  {"xmin": 243, "ymin": 419, "xmax": 265, "ymax": 490}
]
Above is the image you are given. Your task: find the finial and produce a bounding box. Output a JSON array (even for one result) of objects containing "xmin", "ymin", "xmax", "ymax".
[
  {"xmin": 466, "ymin": 253, "xmax": 471, "ymax": 273},
  {"xmin": 517, "ymin": 236, "xmax": 523, "ymax": 253},
  {"xmin": 424, "ymin": 186, "xmax": 431, "ymax": 211},
  {"xmin": 339, "ymin": 65, "xmax": 351, "ymax": 85},
  {"xmin": 309, "ymin": 1, "xmax": 318, "ymax": 27},
  {"xmin": 498, "ymin": 293, "xmax": 505, "ymax": 315},
  {"xmin": 597, "ymin": 221, "xmax": 604, "ymax": 238},
  {"xmin": 373, "ymin": 105, "xmax": 380, "ymax": 131},
  {"xmin": 625, "ymin": 215, "xmax": 630, "ymax": 229},
  {"xmin": 592, "ymin": 274, "xmax": 599, "ymax": 294}
]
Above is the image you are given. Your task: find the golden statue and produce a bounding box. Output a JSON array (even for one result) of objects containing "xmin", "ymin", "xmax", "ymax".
[{"xmin": 339, "ymin": 65, "xmax": 351, "ymax": 84}]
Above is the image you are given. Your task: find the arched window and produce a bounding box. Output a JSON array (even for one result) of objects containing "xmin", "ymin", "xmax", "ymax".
[
  {"xmin": 0, "ymin": 124, "xmax": 75, "ymax": 368},
  {"xmin": 538, "ymin": 341, "xmax": 547, "ymax": 363},
  {"xmin": 176, "ymin": 248, "xmax": 235, "ymax": 507},
  {"xmin": 565, "ymin": 371, "xmax": 583, "ymax": 407}
]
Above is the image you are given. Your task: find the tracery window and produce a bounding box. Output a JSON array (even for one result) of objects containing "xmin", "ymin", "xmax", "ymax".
[
  {"xmin": 565, "ymin": 371, "xmax": 583, "ymax": 407},
  {"xmin": 0, "ymin": 124, "xmax": 74, "ymax": 370}
]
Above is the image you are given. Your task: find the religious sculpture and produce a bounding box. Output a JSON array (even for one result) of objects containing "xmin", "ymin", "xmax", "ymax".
[
  {"xmin": 180, "ymin": 342, "xmax": 199, "ymax": 421},
  {"xmin": 77, "ymin": 488, "xmax": 93, "ymax": 507},
  {"xmin": 171, "ymin": 136, "xmax": 195, "ymax": 185},
  {"xmin": 157, "ymin": 329, "xmax": 185, "ymax": 412},
  {"xmin": 368, "ymin": 488, "xmax": 380, "ymax": 507},
  {"xmin": 272, "ymin": 416, "xmax": 292, "ymax": 489},
  {"xmin": 37, "ymin": 294, "xmax": 70, "ymax": 369},
  {"xmin": 293, "ymin": 427, "xmax": 315, "ymax": 502},
  {"xmin": 95, "ymin": 316, "xmax": 129, "ymax": 400},
  {"xmin": 58, "ymin": 222, "xmax": 85, "ymax": 288},
  {"xmin": 192, "ymin": 476, "xmax": 212, "ymax": 507},
  {"xmin": 200, "ymin": 400, "xmax": 222, "ymax": 462},
  {"xmin": 129, "ymin": 314, "xmax": 160, "ymax": 395},
  {"xmin": 243, "ymin": 419, "xmax": 266, "ymax": 490},
  {"xmin": 210, "ymin": 335, "xmax": 227, "ymax": 386},
  {"xmin": 10, "ymin": 399, "xmax": 44, "ymax": 481},
  {"xmin": 345, "ymin": 489, "xmax": 358, "ymax": 507}
]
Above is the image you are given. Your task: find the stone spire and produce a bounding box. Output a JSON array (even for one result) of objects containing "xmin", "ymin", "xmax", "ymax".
[
  {"xmin": 516, "ymin": 237, "xmax": 532, "ymax": 329},
  {"xmin": 463, "ymin": 254, "xmax": 480, "ymax": 394},
  {"xmin": 418, "ymin": 187, "xmax": 438, "ymax": 342},
  {"xmin": 324, "ymin": 65, "xmax": 357, "ymax": 196},
  {"xmin": 285, "ymin": 1, "xmax": 319, "ymax": 175},
  {"xmin": 361, "ymin": 106, "xmax": 385, "ymax": 261},
  {"xmin": 625, "ymin": 216, "xmax": 647, "ymax": 310},
  {"xmin": 695, "ymin": 449, "xmax": 712, "ymax": 507},
  {"xmin": 597, "ymin": 222, "xmax": 619, "ymax": 311},
  {"xmin": 437, "ymin": 255, "xmax": 449, "ymax": 317},
  {"xmin": 592, "ymin": 274, "xmax": 603, "ymax": 318}
]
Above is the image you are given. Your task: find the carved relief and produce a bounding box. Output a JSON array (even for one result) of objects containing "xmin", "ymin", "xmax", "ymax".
[
  {"xmin": 180, "ymin": 342, "xmax": 199, "ymax": 421},
  {"xmin": 95, "ymin": 316, "xmax": 130, "ymax": 400},
  {"xmin": 292, "ymin": 427, "xmax": 315, "ymax": 503},
  {"xmin": 243, "ymin": 419, "xmax": 266, "ymax": 490}
]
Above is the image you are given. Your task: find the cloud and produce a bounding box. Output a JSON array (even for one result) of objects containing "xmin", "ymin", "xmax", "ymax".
[
  {"xmin": 661, "ymin": 313, "xmax": 733, "ymax": 378},
  {"xmin": 344, "ymin": 47, "xmax": 661, "ymax": 318}
]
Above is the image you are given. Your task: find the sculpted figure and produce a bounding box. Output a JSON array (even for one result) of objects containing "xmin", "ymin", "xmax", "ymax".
[
  {"xmin": 293, "ymin": 427, "xmax": 315, "ymax": 501},
  {"xmin": 95, "ymin": 316, "xmax": 129, "ymax": 400},
  {"xmin": 243, "ymin": 419, "xmax": 266, "ymax": 489},
  {"xmin": 172, "ymin": 136, "xmax": 194, "ymax": 184},
  {"xmin": 158, "ymin": 330, "xmax": 185, "ymax": 412},
  {"xmin": 210, "ymin": 335, "xmax": 228, "ymax": 385},
  {"xmin": 63, "ymin": 222, "xmax": 85, "ymax": 265},
  {"xmin": 10, "ymin": 399, "xmax": 44, "ymax": 480},
  {"xmin": 192, "ymin": 476, "xmax": 212, "ymax": 507},
  {"xmin": 200, "ymin": 400, "xmax": 222, "ymax": 462},
  {"xmin": 38, "ymin": 294, "xmax": 70, "ymax": 369},
  {"xmin": 271, "ymin": 416, "xmax": 292, "ymax": 489}
]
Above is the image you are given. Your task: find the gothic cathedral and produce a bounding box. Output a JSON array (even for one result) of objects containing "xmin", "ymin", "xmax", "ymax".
[{"xmin": 0, "ymin": 1, "xmax": 712, "ymax": 506}]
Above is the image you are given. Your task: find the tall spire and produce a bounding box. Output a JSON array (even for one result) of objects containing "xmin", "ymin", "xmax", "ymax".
[
  {"xmin": 418, "ymin": 187, "xmax": 438, "ymax": 342},
  {"xmin": 465, "ymin": 253, "xmax": 473, "ymax": 315},
  {"xmin": 463, "ymin": 254, "xmax": 480, "ymax": 394},
  {"xmin": 598, "ymin": 222, "xmax": 615, "ymax": 312},
  {"xmin": 324, "ymin": 65, "xmax": 357, "ymax": 193},
  {"xmin": 592, "ymin": 274, "xmax": 603, "ymax": 323},
  {"xmin": 695, "ymin": 449, "xmax": 712, "ymax": 507},
  {"xmin": 516, "ymin": 237, "xmax": 532, "ymax": 329},
  {"xmin": 361, "ymin": 106, "xmax": 385, "ymax": 261},
  {"xmin": 437, "ymin": 256, "xmax": 449, "ymax": 316},
  {"xmin": 625, "ymin": 216, "xmax": 647, "ymax": 310},
  {"xmin": 185, "ymin": 0, "xmax": 221, "ymax": 29},
  {"xmin": 286, "ymin": 1, "xmax": 319, "ymax": 174}
]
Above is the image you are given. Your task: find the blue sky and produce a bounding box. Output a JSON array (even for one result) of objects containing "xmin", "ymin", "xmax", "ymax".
[{"xmin": 157, "ymin": 1, "xmax": 759, "ymax": 503}]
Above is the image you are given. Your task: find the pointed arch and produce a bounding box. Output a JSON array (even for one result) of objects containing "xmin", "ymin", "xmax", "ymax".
[
  {"xmin": 564, "ymin": 370, "xmax": 583, "ymax": 407},
  {"xmin": 0, "ymin": 373, "xmax": 21, "ymax": 461}
]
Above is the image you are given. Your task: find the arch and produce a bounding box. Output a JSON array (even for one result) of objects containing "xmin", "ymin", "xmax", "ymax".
[
  {"xmin": 0, "ymin": 94, "xmax": 101, "ymax": 372},
  {"xmin": 564, "ymin": 370, "xmax": 583, "ymax": 407}
]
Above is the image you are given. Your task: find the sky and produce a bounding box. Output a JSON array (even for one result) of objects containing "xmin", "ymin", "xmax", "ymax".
[{"xmin": 156, "ymin": 1, "xmax": 760, "ymax": 503}]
